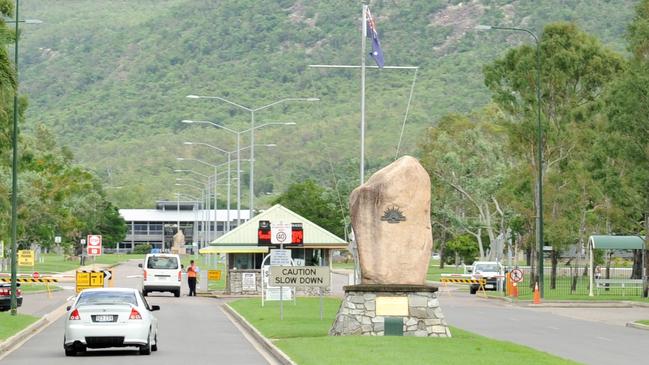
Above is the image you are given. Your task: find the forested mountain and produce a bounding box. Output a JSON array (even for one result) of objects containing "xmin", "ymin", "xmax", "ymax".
[{"xmin": 18, "ymin": 0, "xmax": 638, "ymax": 208}]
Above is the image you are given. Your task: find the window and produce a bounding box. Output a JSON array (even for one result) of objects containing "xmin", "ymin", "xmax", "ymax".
[
  {"xmin": 147, "ymin": 256, "xmax": 179, "ymax": 269},
  {"xmin": 77, "ymin": 291, "xmax": 137, "ymax": 306}
]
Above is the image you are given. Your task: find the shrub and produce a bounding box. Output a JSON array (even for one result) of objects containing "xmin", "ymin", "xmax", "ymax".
[{"xmin": 132, "ymin": 244, "xmax": 152, "ymax": 254}]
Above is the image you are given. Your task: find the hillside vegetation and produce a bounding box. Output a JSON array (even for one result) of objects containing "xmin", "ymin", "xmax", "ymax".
[{"xmin": 18, "ymin": 0, "xmax": 637, "ymax": 208}]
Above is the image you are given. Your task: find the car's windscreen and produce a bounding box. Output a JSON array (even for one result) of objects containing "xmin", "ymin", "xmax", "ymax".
[
  {"xmin": 77, "ymin": 291, "xmax": 137, "ymax": 306},
  {"xmin": 474, "ymin": 265, "xmax": 499, "ymax": 272},
  {"xmin": 147, "ymin": 256, "xmax": 179, "ymax": 269}
]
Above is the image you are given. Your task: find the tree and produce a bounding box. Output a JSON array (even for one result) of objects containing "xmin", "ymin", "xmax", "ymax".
[
  {"xmin": 484, "ymin": 22, "xmax": 625, "ymax": 285},
  {"xmin": 605, "ymin": 0, "xmax": 649, "ymax": 295},
  {"xmin": 444, "ymin": 234, "xmax": 479, "ymax": 266},
  {"xmin": 272, "ymin": 180, "xmax": 345, "ymax": 238},
  {"xmin": 420, "ymin": 106, "xmax": 514, "ymax": 261}
]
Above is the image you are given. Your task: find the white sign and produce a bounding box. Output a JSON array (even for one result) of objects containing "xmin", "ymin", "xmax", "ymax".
[
  {"xmin": 54, "ymin": 236, "xmax": 61, "ymax": 244},
  {"xmin": 242, "ymin": 273, "xmax": 257, "ymax": 291},
  {"xmin": 80, "ymin": 239, "xmax": 86, "ymax": 245},
  {"xmin": 270, "ymin": 249, "xmax": 292, "ymax": 266},
  {"xmin": 269, "ymin": 266, "xmax": 330, "ymax": 288},
  {"xmin": 271, "ymin": 222, "xmax": 292, "ymax": 245},
  {"xmin": 87, "ymin": 235, "xmax": 102, "ymax": 256},
  {"xmin": 262, "ymin": 265, "xmax": 293, "ymax": 301}
]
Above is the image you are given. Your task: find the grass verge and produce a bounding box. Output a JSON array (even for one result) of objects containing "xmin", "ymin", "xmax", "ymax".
[
  {"xmin": 229, "ymin": 297, "xmax": 579, "ymax": 365},
  {"xmin": 0, "ymin": 312, "xmax": 39, "ymax": 341},
  {"xmin": 635, "ymin": 320, "xmax": 649, "ymax": 325},
  {"xmin": 1, "ymin": 253, "xmax": 145, "ymax": 276},
  {"xmin": 19, "ymin": 283, "xmax": 62, "ymax": 293}
]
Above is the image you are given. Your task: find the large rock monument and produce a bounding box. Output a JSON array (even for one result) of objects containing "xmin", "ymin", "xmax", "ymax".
[
  {"xmin": 329, "ymin": 156, "xmax": 451, "ymax": 337},
  {"xmin": 171, "ymin": 229, "xmax": 186, "ymax": 255}
]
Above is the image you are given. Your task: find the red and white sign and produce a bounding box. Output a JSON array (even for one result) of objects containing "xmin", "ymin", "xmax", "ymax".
[
  {"xmin": 32, "ymin": 272, "xmax": 40, "ymax": 279},
  {"xmin": 510, "ymin": 268, "xmax": 524, "ymax": 283},
  {"xmin": 87, "ymin": 235, "xmax": 102, "ymax": 256}
]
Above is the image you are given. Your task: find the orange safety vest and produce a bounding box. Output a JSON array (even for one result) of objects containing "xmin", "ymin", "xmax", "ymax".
[{"xmin": 187, "ymin": 265, "xmax": 197, "ymax": 278}]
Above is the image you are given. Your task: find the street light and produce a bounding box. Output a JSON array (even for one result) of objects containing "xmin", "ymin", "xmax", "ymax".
[
  {"xmin": 176, "ymin": 157, "xmax": 231, "ymax": 241},
  {"xmin": 175, "ymin": 182, "xmax": 209, "ymax": 247},
  {"xmin": 476, "ymin": 24, "xmax": 544, "ymax": 297},
  {"xmin": 183, "ymin": 142, "xmax": 276, "ymax": 232},
  {"xmin": 9, "ymin": 1, "xmax": 42, "ymax": 316},
  {"xmin": 181, "ymin": 119, "xmax": 293, "ymax": 222},
  {"xmin": 186, "ymin": 94, "xmax": 317, "ymax": 216},
  {"xmin": 174, "ymin": 169, "xmax": 209, "ymax": 179}
]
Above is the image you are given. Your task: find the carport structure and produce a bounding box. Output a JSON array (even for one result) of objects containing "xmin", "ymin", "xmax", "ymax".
[{"xmin": 588, "ymin": 235, "xmax": 646, "ymax": 296}]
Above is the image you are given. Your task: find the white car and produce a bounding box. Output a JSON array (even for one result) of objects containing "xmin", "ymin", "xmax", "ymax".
[
  {"xmin": 139, "ymin": 253, "xmax": 182, "ymax": 297},
  {"xmin": 64, "ymin": 288, "xmax": 160, "ymax": 356},
  {"xmin": 470, "ymin": 261, "xmax": 504, "ymax": 294}
]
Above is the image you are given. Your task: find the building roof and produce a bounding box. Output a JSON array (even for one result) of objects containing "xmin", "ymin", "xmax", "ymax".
[
  {"xmin": 205, "ymin": 204, "xmax": 347, "ymax": 248},
  {"xmin": 119, "ymin": 209, "xmax": 250, "ymax": 222},
  {"xmin": 589, "ymin": 235, "xmax": 646, "ymax": 250}
]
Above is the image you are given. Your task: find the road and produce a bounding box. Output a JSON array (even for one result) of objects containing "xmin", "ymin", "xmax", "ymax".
[
  {"xmin": 440, "ymin": 290, "xmax": 649, "ymax": 365},
  {"xmin": 1, "ymin": 260, "xmax": 274, "ymax": 365}
]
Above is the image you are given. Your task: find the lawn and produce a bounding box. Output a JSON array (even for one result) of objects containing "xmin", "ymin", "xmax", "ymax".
[
  {"xmin": 334, "ymin": 260, "xmax": 465, "ymax": 282},
  {"xmin": 1, "ymin": 253, "xmax": 145, "ymax": 276},
  {"xmin": 229, "ymin": 298, "xmax": 579, "ymax": 365},
  {"xmin": 180, "ymin": 255, "xmax": 227, "ymax": 291},
  {"xmin": 19, "ymin": 283, "xmax": 62, "ymax": 293},
  {"xmin": 635, "ymin": 320, "xmax": 649, "ymax": 325},
  {"xmin": 0, "ymin": 312, "xmax": 39, "ymax": 341}
]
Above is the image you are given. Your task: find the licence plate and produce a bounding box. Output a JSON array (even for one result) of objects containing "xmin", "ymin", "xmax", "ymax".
[
  {"xmin": 485, "ymin": 284, "xmax": 495, "ymax": 289},
  {"xmin": 94, "ymin": 315, "xmax": 115, "ymax": 322}
]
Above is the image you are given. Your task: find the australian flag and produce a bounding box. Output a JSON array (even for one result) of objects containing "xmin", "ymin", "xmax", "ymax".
[{"xmin": 366, "ymin": 7, "xmax": 385, "ymax": 68}]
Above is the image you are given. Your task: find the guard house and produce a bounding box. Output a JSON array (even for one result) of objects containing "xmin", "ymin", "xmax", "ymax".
[{"xmin": 199, "ymin": 204, "xmax": 348, "ymax": 295}]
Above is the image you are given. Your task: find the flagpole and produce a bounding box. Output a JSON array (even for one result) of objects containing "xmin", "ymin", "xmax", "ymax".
[{"xmin": 360, "ymin": 4, "xmax": 367, "ymax": 185}]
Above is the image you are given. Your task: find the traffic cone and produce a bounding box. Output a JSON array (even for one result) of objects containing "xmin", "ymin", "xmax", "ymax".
[{"xmin": 533, "ymin": 282, "xmax": 541, "ymax": 304}]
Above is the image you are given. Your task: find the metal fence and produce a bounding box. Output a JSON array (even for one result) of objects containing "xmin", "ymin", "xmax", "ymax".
[{"xmin": 507, "ymin": 266, "xmax": 644, "ymax": 298}]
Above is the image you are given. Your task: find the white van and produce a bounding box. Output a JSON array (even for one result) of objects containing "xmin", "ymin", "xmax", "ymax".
[{"xmin": 139, "ymin": 254, "xmax": 182, "ymax": 297}]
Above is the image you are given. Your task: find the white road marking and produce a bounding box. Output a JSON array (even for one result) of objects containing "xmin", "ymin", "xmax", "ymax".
[
  {"xmin": 595, "ymin": 336, "xmax": 613, "ymax": 342},
  {"xmin": 546, "ymin": 326, "xmax": 560, "ymax": 330}
]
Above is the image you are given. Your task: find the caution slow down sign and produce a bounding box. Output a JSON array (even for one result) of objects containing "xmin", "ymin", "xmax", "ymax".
[{"xmin": 269, "ymin": 266, "xmax": 330, "ymax": 288}]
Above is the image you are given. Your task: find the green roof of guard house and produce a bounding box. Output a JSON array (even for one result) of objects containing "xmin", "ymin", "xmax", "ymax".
[
  {"xmin": 202, "ymin": 204, "xmax": 347, "ymax": 251},
  {"xmin": 588, "ymin": 235, "xmax": 646, "ymax": 250}
]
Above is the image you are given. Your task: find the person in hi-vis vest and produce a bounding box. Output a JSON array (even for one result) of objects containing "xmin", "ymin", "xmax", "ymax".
[{"xmin": 187, "ymin": 260, "xmax": 199, "ymax": 296}]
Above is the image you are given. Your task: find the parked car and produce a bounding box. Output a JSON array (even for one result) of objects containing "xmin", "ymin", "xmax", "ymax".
[
  {"xmin": 0, "ymin": 282, "xmax": 22, "ymax": 311},
  {"xmin": 63, "ymin": 288, "xmax": 160, "ymax": 356},
  {"xmin": 139, "ymin": 253, "xmax": 182, "ymax": 297},
  {"xmin": 470, "ymin": 261, "xmax": 504, "ymax": 294}
]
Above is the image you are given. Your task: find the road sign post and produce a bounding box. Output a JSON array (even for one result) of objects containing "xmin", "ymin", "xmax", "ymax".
[
  {"xmin": 87, "ymin": 235, "xmax": 102, "ymax": 257},
  {"xmin": 271, "ymin": 222, "xmax": 292, "ymax": 320},
  {"xmin": 269, "ymin": 266, "xmax": 331, "ymax": 320}
]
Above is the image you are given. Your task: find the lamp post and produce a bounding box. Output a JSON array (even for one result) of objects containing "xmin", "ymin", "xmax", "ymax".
[
  {"xmin": 183, "ymin": 142, "xmax": 276, "ymax": 232},
  {"xmin": 476, "ymin": 24, "xmax": 544, "ymax": 297},
  {"xmin": 181, "ymin": 119, "xmax": 294, "ymax": 225},
  {"xmin": 186, "ymin": 95, "xmax": 318, "ymax": 217},
  {"xmin": 175, "ymin": 183, "xmax": 208, "ymax": 247},
  {"xmin": 8, "ymin": 1, "xmax": 42, "ymax": 316},
  {"xmin": 176, "ymin": 157, "xmax": 230, "ymax": 242}
]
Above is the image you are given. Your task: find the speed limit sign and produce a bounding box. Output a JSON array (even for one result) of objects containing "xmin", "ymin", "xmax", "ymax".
[
  {"xmin": 270, "ymin": 223, "xmax": 291, "ymax": 245},
  {"xmin": 510, "ymin": 268, "xmax": 524, "ymax": 283}
]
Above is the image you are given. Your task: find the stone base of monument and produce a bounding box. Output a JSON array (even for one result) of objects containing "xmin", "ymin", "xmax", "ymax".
[{"xmin": 329, "ymin": 284, "xmax": 451, "ymax": 337}]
